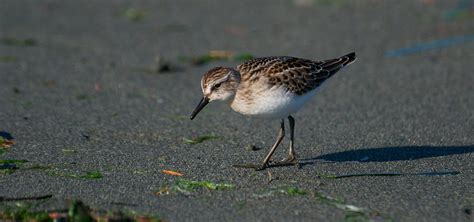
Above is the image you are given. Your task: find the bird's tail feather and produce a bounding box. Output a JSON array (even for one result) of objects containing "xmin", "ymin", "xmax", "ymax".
[
  {"xmin": 341, "ymin": 52, "xmax": 357, "ymax": 67},
  {"xmin": 321, "ymin": 52, "xmax": 356, "ymax": 75}
]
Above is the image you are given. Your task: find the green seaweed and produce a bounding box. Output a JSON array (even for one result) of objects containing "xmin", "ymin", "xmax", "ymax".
[
  {"xmin": 76, "ymin": 171, "xmax": 102, "ymax": 179},
  {"xmin": 0, "ymin": 56, "xmax": 18, "ymax": 62},
  {"xmin": 123, "ymin": 8, "xmax": 147, "ymax": 22},
  {"xmin": 127, "ymin": 213, "xmax": 160, "ymax": 221},
  {"xmin": 1, "ymin": 38, "xmax": 37, "ymax": 46},
  {"xmin": 232, "ymin": 53, "xmax": 254, "ymax": 61},
  {"xmin": 75, "ymin": 94, "xmax": 94, "ymax": 100},
  {"xmin": 344, "ymin": 212, "xmax": 371, "ymax": 222},
  {"xmin": 315, "ymin": 0, "xmax": 346, "ymax": 6},
  {"xmin": 0, "ymin": 207, "xmax": 50, "ymax": 221},
  {"xmin": 179, "ymin": 52, "xmax": 254, "ymax": 66},
  {"xmin": 173, "ymin": 179, "xmax": 234, "ymax": 191},
  {"xmin": 68, "ymin": 200, "xmax": 93, "ymax": 222},
  {"xmin": 314, "ymin": 192, "xmax": 393, "ymax": 221},
  {"xmin": 190, "ymin": 54, "xmax": 219, "ymax": 65},
  {"xmin": 0, "ymin": 162, "xmax": 54, "ymax": 175},
  {"xmin": 119, "ymin": 210, "xmax": 162, "ymax": 222},
  {"xmin": 285, "ymin": 187, "xmax": 307, "ymax": 196},
  {"xmin": 315, "ymin": 172, "xmax": 338, "ymax": 179},
  {"xmin": 314, "ymin": 193, "xmax": 364, "ymax": 212},
  {"xmin": 158, "ymin": 179, "xmax": 234, "ymax": 195},
  {"xmin": 0, "ymin": 200, "xmax": 51, "ymax": 222},
  {"xmin": 183, "ymin": 135, "xmax": 220, "ymax": 145},
  {"xmin": 1, "ymin": 200, "xmax": 161, "ymax": 222},
  {"xmin": 253, "ymin": 186, "xmax": 307, "ymax": 198},
  {"xmin": 0, "ymin": 169, "xmax": 16, "ymax": 175},
  {"xmin": 61, "ymin": 149, "xmax": 77, "ymax": 154},
  {"xmin": 48, "ymin": 170, "xmax": 102, "ymax": 179},
  {"xmin": 0, "ymin": 159, "xmax": 28, "ymax": 164},
  {"xmin": 0, "ymin": 160, "xmax": 27, "ymax": 174}
]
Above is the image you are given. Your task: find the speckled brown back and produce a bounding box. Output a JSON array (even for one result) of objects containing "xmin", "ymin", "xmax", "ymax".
[{"xmin": 237, "ymin": 53, "xmax": 356, "ymax": 95}]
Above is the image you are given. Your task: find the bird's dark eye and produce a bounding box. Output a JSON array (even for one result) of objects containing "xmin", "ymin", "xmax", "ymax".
[{"xmin": 213, "ymin": 83, "xmax": 222, "ymax": 90}]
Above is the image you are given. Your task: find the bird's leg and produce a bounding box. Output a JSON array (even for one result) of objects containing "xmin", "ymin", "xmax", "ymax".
[
  {"xmin": 233, "ymin": 119, "xmax": 285, "ymax": 170},
  {"xmin": 259, "ymin": 119, "xmax": 285, "ymax": 169},
  {"xmin": 273, "ymin": 115, "xmax": 297, "ymax": 166}
]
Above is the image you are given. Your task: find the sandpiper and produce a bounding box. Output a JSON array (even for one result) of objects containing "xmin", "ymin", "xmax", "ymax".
[{"xmin": 190, "ymin": 52, "xmax": 356, "ymax": 170}]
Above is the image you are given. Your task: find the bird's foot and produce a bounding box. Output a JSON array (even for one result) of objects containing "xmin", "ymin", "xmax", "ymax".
[
  {"xmin": 233, "ymin": 163, "xmax": 268, "ymax": 171},
  {"xmin": 271, "ymin": 155, "xmax": 298, "ymax": 166}
]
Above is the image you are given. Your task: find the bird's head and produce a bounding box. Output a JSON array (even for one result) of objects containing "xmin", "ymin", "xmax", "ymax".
[{"xmin": 190, "ymin": 67, "xmax": 240, "ymax": 120}]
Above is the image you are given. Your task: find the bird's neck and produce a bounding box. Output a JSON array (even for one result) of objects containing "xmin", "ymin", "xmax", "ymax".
[{"xmin": 229, "ymin": 69, "xmax": 241, "ymax": 98}]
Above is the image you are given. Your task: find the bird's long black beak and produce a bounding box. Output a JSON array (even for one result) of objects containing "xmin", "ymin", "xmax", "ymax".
[{"xmin": 190, "ymin": 97, "xmax": 209, "ymax": 120}]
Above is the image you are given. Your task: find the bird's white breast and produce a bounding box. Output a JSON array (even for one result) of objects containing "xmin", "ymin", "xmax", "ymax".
[{"xmin": 231, "ymin": 85, "xmax": 318, "ymax": 119}]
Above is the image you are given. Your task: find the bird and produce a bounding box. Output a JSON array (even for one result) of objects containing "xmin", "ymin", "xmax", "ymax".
[{"xmin": 190, "ymin": 52, "xmax": 356, "ymax": 170}]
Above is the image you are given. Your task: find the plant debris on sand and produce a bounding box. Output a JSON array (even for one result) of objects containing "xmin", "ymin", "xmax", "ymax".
[
  {"xmin": 183, "ymin": 135, "xmax": 220, "ymax": 145},
  {"xmin": 253, "ymin": 186, "xmax": 307, "ymax": 198},
  {"xmin": 156, "ymin": 179, "xmax": 234, "ymax": 196},
  {"xmin": 48, "ymin": 170, "xmax": 103, "ymax": 179},
  {"xmin": 0, "ymin": 199, "xmax": 161, "ymax": 222},
  {"xmin": 0, "ymin": 137, "xmax": 15, "ymax": 149},
  {"xmin": 180, "ymin": 50, "xmax": 254, "ymax": 66},
  {"xmin": 1, "ymin": 38, "xmax": 37, "ymax": 46}
]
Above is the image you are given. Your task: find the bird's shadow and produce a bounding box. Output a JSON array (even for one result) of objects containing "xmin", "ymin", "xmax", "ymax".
[{"xmin": 299, "ymin": 145, "xmax": 474, "ymax": 166}]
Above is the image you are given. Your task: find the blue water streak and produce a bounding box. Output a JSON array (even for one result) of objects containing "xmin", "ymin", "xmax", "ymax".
[{"xmin": 385, "ymin": 34, "xmax": 474, "ymax": 57}]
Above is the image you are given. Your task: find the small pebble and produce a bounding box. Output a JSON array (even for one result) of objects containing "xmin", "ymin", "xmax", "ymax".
[{"xmin": 247, "ymin": 145, "xmax": 260, "ymax": 151}]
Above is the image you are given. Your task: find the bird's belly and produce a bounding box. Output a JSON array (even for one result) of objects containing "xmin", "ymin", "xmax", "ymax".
[{"xmin": 231, "ymin": 88, "xmax": 317, "ymax": 119}]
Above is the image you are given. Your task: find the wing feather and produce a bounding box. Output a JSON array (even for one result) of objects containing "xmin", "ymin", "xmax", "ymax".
[{"xmin": 237, "ymin": 53, "xmax": 356, "ymax": 95}]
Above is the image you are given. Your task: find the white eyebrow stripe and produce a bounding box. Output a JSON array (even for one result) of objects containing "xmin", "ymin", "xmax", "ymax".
[
  {"xmin": 201, "ymin": 77, "xmax": 205, "ymax": 90},
  {"xmin": 211, "ymin": 72, "xmax": 230, "ymax": 87}
]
